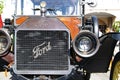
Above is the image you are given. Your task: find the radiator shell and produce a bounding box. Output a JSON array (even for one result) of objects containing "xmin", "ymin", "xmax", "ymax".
[{"xmin": 14, "ymin": 16, "xmax": 70, "ymax": 75}]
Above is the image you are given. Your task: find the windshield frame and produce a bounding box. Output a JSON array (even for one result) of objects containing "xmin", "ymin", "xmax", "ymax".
[{"xmin": 14, "ymin": 0, "xmax": 82, "ymax": 17}]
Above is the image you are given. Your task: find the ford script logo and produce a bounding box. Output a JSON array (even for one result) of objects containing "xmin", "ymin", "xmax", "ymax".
[{"xmin": 33, "ymin": 41, "xmax": 52, "ymax": 59}]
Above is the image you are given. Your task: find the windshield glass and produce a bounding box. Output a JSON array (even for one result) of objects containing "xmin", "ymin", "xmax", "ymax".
[{"xmin": 15, "ymin": 0, "xmax": 81, "ymax": 16}]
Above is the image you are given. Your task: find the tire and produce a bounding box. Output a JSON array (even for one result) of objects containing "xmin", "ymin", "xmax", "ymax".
[
  {"xmin": 84, "ymin": 73, "xmax": 91, "ymax": 80},
  {"xmin": 110, "ymin": 52, "xmax": 120, "ymax": 80}
]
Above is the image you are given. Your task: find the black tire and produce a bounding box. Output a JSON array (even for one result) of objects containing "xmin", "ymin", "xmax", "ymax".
[
  {"xmin": 110, "ymin": 52, "xmax": 120, "ymax": 80},
  {"xmin": 84, "ymin": 73, "xmax": 91, "ymax": 80},
  {"xmin": 0, "ymin": 58, "xmax": 9, "ymax": 71}
]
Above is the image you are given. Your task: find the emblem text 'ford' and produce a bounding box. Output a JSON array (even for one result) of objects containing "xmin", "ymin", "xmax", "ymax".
[{"xmin": 33, "ymin": 42, "xmax": 52, "ymax": 59}]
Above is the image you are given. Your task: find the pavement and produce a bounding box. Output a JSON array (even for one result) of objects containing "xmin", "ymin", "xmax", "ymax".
[
  {"xmin": 0, "ymin": 72, "xmax": 11, "ymax": 80},
  {"xmin": 90, "ymin": 71, "xmax": 110, "ymax": 80},
  {"xmin": 0, "ymin": 71, "xmax": 110, "ymax": 80}
]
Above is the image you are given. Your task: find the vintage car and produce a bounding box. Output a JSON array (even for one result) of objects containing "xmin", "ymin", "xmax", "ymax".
[{"xmin": 0, "ymin": 0, "xmax": 120, "ymax": 80}]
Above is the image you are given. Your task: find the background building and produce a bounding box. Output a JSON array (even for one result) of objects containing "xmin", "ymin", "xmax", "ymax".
[
  {"xmin": 1, "ymin": 0, "xmax": 120, "ymax": 33},
  {"xmin": 85, "ymin": 0, "xmax": 120, "ymax": 33}
]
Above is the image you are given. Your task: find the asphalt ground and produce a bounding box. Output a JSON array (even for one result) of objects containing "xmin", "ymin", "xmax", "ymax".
[
  {"xmin": 0, "ymin": 71, "xmax": 110, "ymax": 80},
  {"xmin": 90, "ymin": 71, "xmax": 110, "ymax": 80}
]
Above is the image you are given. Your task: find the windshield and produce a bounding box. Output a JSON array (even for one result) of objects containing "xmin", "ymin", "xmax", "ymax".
[{"xmin": 15, "ymin": 0, "xmax": 81, "ymax": 16}]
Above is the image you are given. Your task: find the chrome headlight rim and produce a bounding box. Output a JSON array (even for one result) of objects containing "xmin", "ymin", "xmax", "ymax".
[
  {"xmin": 72, "ymin": 30, "xmax": 100, "ymax": 58},
  {"xmin": 0, "ymin": 29, "xmax": 11, "ymax": 57}
]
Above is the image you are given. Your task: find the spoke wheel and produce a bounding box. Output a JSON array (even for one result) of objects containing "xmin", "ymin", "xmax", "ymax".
[
  {"xmin": 112, "ymin": 61, "xmax": 120, "ymax": 80},
  {"xmin": 110, "ymin": 52, "xmax": 120, "ymax": 80}
]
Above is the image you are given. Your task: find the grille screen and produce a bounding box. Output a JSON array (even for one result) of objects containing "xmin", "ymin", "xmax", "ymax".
[{"xmin": 15, "ymin": 30, "xmax": 70, "ymax": 74}]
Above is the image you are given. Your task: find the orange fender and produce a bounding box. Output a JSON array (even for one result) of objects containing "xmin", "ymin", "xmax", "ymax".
[
  {"xmin": 58, "ymin": 17, "xmax": 80, "ymax": 40},
  {"xmin": 15, "ymin": 16, "xmax": 29, "ymax": 25}
]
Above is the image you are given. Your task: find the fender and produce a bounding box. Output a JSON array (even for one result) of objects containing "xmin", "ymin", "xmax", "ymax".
[{"xmin": 58, "ymin": 17, "xmax": 80, "ymax": 40}]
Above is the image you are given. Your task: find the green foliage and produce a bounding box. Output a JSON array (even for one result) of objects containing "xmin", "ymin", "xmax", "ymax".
[
  {"xmin": 0, "ymin": 0, "xmax": 4, "ymax": 14},
  {"xmin": 112, "ymin": 21, "xmax": 120, "ymax": 32}
]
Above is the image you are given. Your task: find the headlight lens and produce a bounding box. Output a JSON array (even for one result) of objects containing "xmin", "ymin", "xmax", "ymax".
[
  {"xmin": 78, "ymin": 37, "xmax": 92, "ymax": 52},
  {"xmin": 0, "ymin": 29, "xmax": 11, "ymax": 57},
  {"xmin": 73, "ymin": 30, "xmax": 100, "ymax": 58},
  {"xmin": 0, "ymin": 36, "xmax": 8, "ymax": 52}
]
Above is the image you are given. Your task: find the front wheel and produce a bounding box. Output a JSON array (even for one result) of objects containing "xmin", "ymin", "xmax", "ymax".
[{"xmin": 110, "ymin": 52, "xmax": 120, "ymax": 80}]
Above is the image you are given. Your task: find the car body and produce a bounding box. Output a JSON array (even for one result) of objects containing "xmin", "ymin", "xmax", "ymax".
[{"xmin": 0, "ymin": 0, "xmax": 120, "ymax": 80}]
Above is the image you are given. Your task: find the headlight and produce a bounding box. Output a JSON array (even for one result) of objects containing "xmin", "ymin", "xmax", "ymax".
[
  {"xmin": 0, "ymin": 29, "xmax": 11, "ymax": 57},
  {"xmin": 73, "ymin": 30, "xmax": 100, "ymax": 58}
]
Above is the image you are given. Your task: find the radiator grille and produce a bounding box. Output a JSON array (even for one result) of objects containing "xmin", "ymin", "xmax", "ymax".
[{"xmin": 15, "ymin": 30, "xmax": 70, "ymax": 74}]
